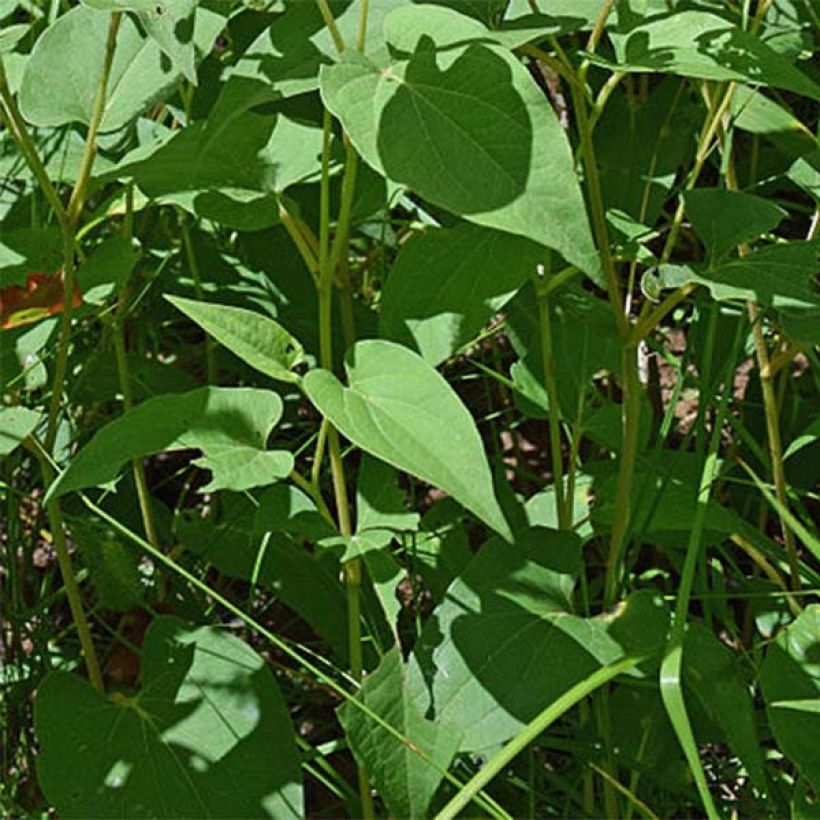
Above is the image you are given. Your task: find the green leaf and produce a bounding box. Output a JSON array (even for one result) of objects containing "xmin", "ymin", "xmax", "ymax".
[
  {"xmin": 760, "ymin": 605, "xmax": 820, "ymax": 791},
  {"xmin": 18, "ymin": 6, "xmax": 224, "ymax": 132},
  {"xmin": 506, "ymin": 284, "xmax": 621, "ymax": 421},
  {"xmin": 648, "ymin": 241, "xmax": 820, "ymax": 341},
  {"xmin": 731, "ymin": 85, "xmax": 815, "ymax": 139},
  {"xmin": 356, "ymin": 454, "xmax": 420, "ymax": 535},
  {"xmin": 166, "ymin": 295, "xmax": 304, "ymax": 383},
  {"xmin": 303, "ymin": 340, "xmax": 511, "ymax": 540},
  {"xmin": 320, "ymin": 6, "xmax": 600, "ymax": 282},
  {"xmin": 789, "ymin": 148, "xmax": 820, "ymax": 200},
  {"xmin": 605, "ymin": 10, "xmax": 820, "ymax": 100},
  {"xmin": 231, "ymin": 0, "xmax": 402, "ymax": 100},
  {"xmin": 0, "ymin": 24, "xmax": 29, "ymax": 53},
  {"xmin": 684, "ymin": 188, "xmax": 786, "ymax": 261},
  {"xmin": 177, "ymin": 488, "xmax": 350, "ymax": 663},
  {"xmin": 379, "ymin": 223, "xmax": 544, "ymax": 366},
  {"xmin": 338, "ymin": 648, "xmax": 461, "ymax": 818},
  {"xmin": 596, "ymin": 77, "xmax": 700, "ymax": 228},
  {"xmin": 137, "ymin": 0, "xmax": 198, "ymax": 84},
  {"xmin": 0, "ymin": 405, "xmax": 40, "ymax": 456},
  {"xmin": 77, "ymin": 237, "xmax": 140, "ymax": 305},
  {"xmin": 407, "ymin": 529, "xmax": 668, "ymax": 750},
  {"xmin": 48, "ymin": 387, "xmax": 293, "ymax": 499},
  {"xmin": 71, "ymin": 519, "xmax": 143, "ymax": 612},
  {"xmin": 36, "ymin": 616, "xmax": 303, "ymax": 817},
  {"xmin": 682, "ymin": 622, "xmax": 767, "ymax": 790}
]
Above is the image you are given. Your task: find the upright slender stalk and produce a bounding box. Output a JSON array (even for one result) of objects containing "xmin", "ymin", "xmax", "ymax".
[
  {"xmin": 45, "ymin": 11, "xmax": 123, "ymax": 453},
  {"xmin": 113, "ymin": 313, "xmax": 160, "ymax": 550},
  {"xmin": 180, "ymin": 212, "xmax": 216, "ymax": 382},
  {"xmin": 533, "ymin": 269, "xmax": 568, "ymax": 529},
  {"xmin": 316, "ymin": 107, "xmax": 373, "ymax": 819},
  {"xmin": 29, "ymin": 443, "xmax": 104, "ymax": 694},
  {"xmin": 36, "ymin": 11, "xmax": 122, "ymax": 693}
]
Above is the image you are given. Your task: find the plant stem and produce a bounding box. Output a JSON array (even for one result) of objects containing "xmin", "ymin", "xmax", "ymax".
[
  {"xmin": 33, "ymin": 10, "xmax": 123, "ymax": 696},
  {"xmin": 603, "ymin": 341, "xmax": 642, "ymax": 604},
  {"xmin": 317, "ymin": 107, "xmax": 373, "ymax": 819},
  {"xmin": 356, "ymin": 0, "xmax": 370, "ymax": 52},
  {"xmin": 180, "ymin": 212, "xmax": 216, "ymax": 383},
  {"xmin": 29, "ymin": 442, "xmax": 104, "ymax": 693},
  {"xmin": 533, "ymin": 269, "xmax": 568, "ymax": 529},
  {"xmin": 659, "ymin": 319, "xmax": 742, "ymax": 820},
  {"xmin": 315, "ymin": 0, "xmax": 345, "ymax": 53},
  {"xmin": 435, "ymin": 656, "xmax": 642, "ymax": 820},
  {"xmin": 567, "ymin": 78, "xmax": 626, "ymax": 339},
  {"xmin": 65, "ymin": 12, "xmax": 122, "ymax": 227},
  {"xmin": 45, "ymin": 11, "xmax": 123, "ymax": 453},
  {"xmin": 113, "ymin": 313, "xmax": 160, "ymax": 551},
  {"xmin": 744, "ymin": 310, "xmax": 801, "ymax": 588}
]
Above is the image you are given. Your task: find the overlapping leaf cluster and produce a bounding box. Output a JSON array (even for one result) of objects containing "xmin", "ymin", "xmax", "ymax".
[{"xmin": 1, "ymin": 0, "xmax": 818, "ymax": 817}]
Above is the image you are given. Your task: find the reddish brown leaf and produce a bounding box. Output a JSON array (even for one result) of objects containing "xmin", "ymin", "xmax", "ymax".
[{"xmin": 0, "ymin": 270, "xmax": 83, "ymax": 330}]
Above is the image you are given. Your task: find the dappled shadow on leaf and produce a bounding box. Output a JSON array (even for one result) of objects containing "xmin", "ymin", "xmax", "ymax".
[
  {"xmin": 35, "ymin": 617, "xmax": 303, "ymax": 817},
  {"xmin": 376, "ymin": 39, "xmax": 532, "ymax": 215},
  {"xmin": 760, "ymin": 607, "xmax": 820, "ymax": 790},
  {"xmin": 410, "ymin": 529, "xmax": 668, "ymax": 751}
]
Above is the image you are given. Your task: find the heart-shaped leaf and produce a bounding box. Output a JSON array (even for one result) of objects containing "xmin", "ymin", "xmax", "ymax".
[
  {"xmin": 35, "ymin": 616, "xmax": 303, "ymax": 817},
  {"xmin": 19, "ymin": 6, "xmax": 224, "ymax": 132},
  {"xmin": 320, "ymin": 6, "xmax": 600, "ymax": 283},
  {"xmin": 304, "ymin": 340, "xmax": 511, "ymax": 540},
  {"xmin": 407, "ymin": 529, "xmax": 669, "ymax": 751}
]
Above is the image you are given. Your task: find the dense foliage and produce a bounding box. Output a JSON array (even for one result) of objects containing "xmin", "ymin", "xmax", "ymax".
[{"xmin": 1, "ymin": 0, "xmax": 818, "ymax": 816}]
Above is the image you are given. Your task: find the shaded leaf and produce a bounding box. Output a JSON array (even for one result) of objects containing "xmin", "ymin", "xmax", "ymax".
[
  {"xmin": 682, "ymin": 622, "xmax": 767, "ymax": 790},
  {"xmin": 684, "ymin": 188, "xmax": 786, "ymax": 261},
  {"xmin": 36, "ymin": 616, "xmax": 303, "ymax": 817},
  {"xmin": 760, "ymin": 605, "xmax": 820, "ymax": 791},
  {"xmin": 407, "ymin": 528, "xmax": 668, "ymax": 750},
  {"xmin": 379, "ymin": 223, "xmax": 544, "ymax": 366}
]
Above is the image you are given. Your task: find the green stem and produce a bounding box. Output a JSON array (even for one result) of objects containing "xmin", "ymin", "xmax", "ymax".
[
  {"xmin": 356, "ymin": 0, "xmax": 370, "ymax": 52},
  {"xmin": 315, "ymin": 0, "xmax": 345, "ymax": 53},
  {"xmin": 317, "ymin": 107, "xmax": 373, "ymax": 819},
  {"xmin": 604, "ymin": 342, "xmax": 642, "ymax": 606},
  {"xmin": 568, "ymin": 75, "xmax": 626, "ymax": 339},
  {"xmin": 278, "ymin": 200, "xmax": 319, "ymax": 280},
  {"xmin": 180, "ymin": 212, "xmax": 216, "ymax": 383},
  {"xmin": 747, "ymin": 305, "xmax": 801, "ymax": 589},
  {"xmin": 113, "ymin": 313, "xmax": 160, "ymax": 551},
  {"xmin": 534, "ymin": 270, "xmax": 568, "ymax": 529},
  {"xmin": 65, "ymin": 12, "xmax": 122, "ymax": 227},
  {"xmin": 29, "ymin": 444, "xmax": 104, "ymax": 694},
  {"xmin": 435, "ymin": 656, "xmax": 642, "ymax": 820},
  {"xmin": 44, "ymin": 11, "xmax": 123, "ymax": 453}
]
